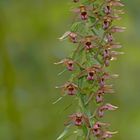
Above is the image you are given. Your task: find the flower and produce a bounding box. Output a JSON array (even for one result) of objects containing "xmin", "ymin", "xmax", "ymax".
[
  {"xmin": 83, "ymin": 36, "xmax": 97, "ymax": 50},
  {"xmin": 59, "ymin": 31, "xmax": 78, "ymax": 43},
  {"xmin": 64, "ymin": 83, "xmax": 78, "ymax": 95},
  {"xmin": 77, "ymin": 65, "xmax": 102, "ymax": 81},
  {"xmin": 106, "ymin": 33, "xmax": 114, "ymax": 43},
  {"xmin": 56, "ymin": 82, "xmax": 78, "ymax": 95},
  {"xmin": 86, "ymin": 65, "xmax": 102, "ymax": 81},
  {"xmin": 54, "ymin": 59, "xmax": 74, "ymax": 71},
  {"xmin": 97, "ymin": 103, "xmax": 118, "ymax": 118},
  {"xmin": 92, "ymin": 122, "xmax": 110, "ymax": 137},
  {"xmin": 92, "ymin": 122, "xmax": 102, "ymax": 137},
  {"xmin": 87, "ymin": 70, "xmax": 96, "ymax": 80},
  {"xmin": 69, "ymin": 113, "xmax": 90, "ymax": 127},
  {"xmin": 70, "ymin": 112, "xmax": 83, "ymax": 126},
  {"xmin": 96, "ymin": 91, "xmax": 104, "ymax": 103},
  {"xmin": 103, "ymin": 20, "xmax": 110, "ymax": 30}
]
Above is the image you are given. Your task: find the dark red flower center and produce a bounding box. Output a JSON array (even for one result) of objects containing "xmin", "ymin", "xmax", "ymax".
[
  {"xmin": 86, "ymin": 42, "xmax": 91, "ymax": 46},
  {"xmin": 68, "ymin": 86, "xmax": 74, "ymax": 92},
  {"xmin": 89, "ymin": 72, "xmax": 94, "ymax": 76}
]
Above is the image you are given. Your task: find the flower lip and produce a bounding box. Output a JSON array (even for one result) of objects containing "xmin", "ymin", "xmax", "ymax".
[
  {"xmin": 86, "ymin": 41, "xmax": 92, "ymax": 46},
  {"xmin": 103, "ymin": 20, "xmax": 110, "ymax": 30},
  {"xmin": 79, "ymin": 5, "xmax": 88, "ymax": 20},
  {"xmin": 96, "ymin": 92, "xmax": 104, "ymax": 103},
  {"xmin": 85, "ymin": 41, "xmax": 93, "ymax": 50},
  {"xmin": 67, "ymin": 60, "xmax": 74, "ymax": 71},
  {"xmin": 81, "ymin": 11, "xmax": 88, "ymax": 20},
  {"xmin": 87, "ymin": 71, "xmax": 95, "ymax": 80}
]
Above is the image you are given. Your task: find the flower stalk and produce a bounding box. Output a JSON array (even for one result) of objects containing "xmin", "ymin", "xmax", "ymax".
[{"xmin": 55, "ymin": 0, "xmax": 125, "ymax": 139}]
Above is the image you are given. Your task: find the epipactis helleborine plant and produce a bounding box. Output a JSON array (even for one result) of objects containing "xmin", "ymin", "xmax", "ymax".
[{"xmin": 55, "ymin": 0, "xmax": 125, "ymax": 139}]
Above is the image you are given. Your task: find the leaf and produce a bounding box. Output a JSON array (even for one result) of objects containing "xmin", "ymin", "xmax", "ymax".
[
  {"xmin": 53, "ymin": 97, "xmax": 63, "ymax": 105},
  {"xmin": 89, "ymin": 16, "xmax": 96, "ymax": 23},
  {"xmin": 56, "ymin": 124, "xmax": 72, "ymax": 140},
  {"xmin": 82, "ymin": 124, "xmax": 88, "ymax": 136},
  {"xmin": 57, "ymin": 69, "xmax": 67, "ymax": 76},
  {"xmin": 53, "ymin": 94, "xmax": 66, "ymax": 105},
  {"xmin": 71, "ymin": 22, "xmax": 84, "ymax": 32},
  {"xmin": 71, "ymin": 22, "xmax": 81, "ymax": 32},
  {"xmin": 63, "ymin": 103, "xmax": 73, "ymax": 112},
  {"xmin": 76, "ymin": 136, "xmax": 84, "ymax": 140}
]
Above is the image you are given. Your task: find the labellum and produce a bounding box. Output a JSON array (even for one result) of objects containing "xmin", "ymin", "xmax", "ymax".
[
  {"xmin": 96, "ymin": 91, "xmax": 104, "ymax": 103},
  {"xmin": 84, "ymin": 36, "xmax": 96, "ymax": 50},
  {"xmin": 87, "ymin": 70, "xmax": 95, "ymax": 80},
  {"xmin": 79, "ymin": 5, "xmax": 88, "ymax": 20},
  {"xmin": 103, "ymin": 20, "xmax": 111, "ymax": 30},
  {"xmin": 66, "ymin": 60, "xmax": 74, "ymax": 71}
]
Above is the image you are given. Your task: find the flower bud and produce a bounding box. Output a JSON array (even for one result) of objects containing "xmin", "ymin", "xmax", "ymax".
[{"xmin": 69, "ymin": 32, "xmax": 78, "ymax": 43}]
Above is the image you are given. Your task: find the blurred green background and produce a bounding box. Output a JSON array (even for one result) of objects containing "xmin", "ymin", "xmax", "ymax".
[{"xmin": 0, "ymin": 0, "xmax": 140, "ymax": 140}]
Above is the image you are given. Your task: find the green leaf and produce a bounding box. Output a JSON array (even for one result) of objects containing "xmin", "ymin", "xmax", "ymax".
[
  {"xmin": 89, "ymin": 16, "xmax": 96, "ymax": 23},
  {"xmin": 56, "ymin": 124, "xmax": 72, "ymax": 140},
  {"xmin": 53, "ymin": 97, "xmax": 63, "ymax": 105},
  {"xmin": 82, "ymin": 124, "xmax": 88, "ymax": 136},
  {"xmin": 71, "ymin": 22, "xmax": 82, "ymax": 32},
  {"xmin": 76, "ymin": 135, "xmax": 84, "ymax": 140},
  {"xmin": 53, "ymin": 94, "xmax": 67, "ymax": 105}
]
